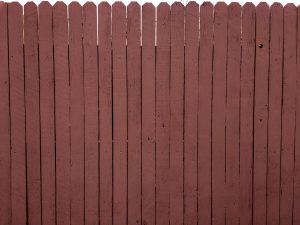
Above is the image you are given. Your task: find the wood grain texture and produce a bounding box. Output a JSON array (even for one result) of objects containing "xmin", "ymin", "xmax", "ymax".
[
  {"xmin": 39, "ymin": 2, "xmax": 56, "ymax": 225},
  {"xmin": 1, "ymin": 3, "xmax": 299, "ymax": 225},
  {"xmin": 24, "ymin": 3, "xmax": 41, "ymax": 225},
  {"xmin": 184, "ymin": 2, "xmax": 199, "ymax": 225},
  {"xmin": 211, "ymin": 3, "xmax": 227, "ymax": 225},
  {"xmin": 83, "ymin": 3, "xmax": 99, "ymax": 225},
  {"xmin": 8, "ymin": 3, "xmax": 27, "ymax": 225},
  {"xmin": 141, "ymin": 4, "xmax": 156, "ymax": 225},
  {"xmin": 112, "ymin": 2, "xmax": 127, "ymax": 225},
  {"xmin": 198, "ymin": 2, "xmax": 214, "ymax": 225},
  {"xmin": 69, "ymin": 3, "xmax": 84, "ymax": 225},
  {"xmin": 253, "ymin": 3, "xmax": 269, "ymax": 225},
  {"xmin": 267, "ymin": 4, "xmax": 283, "ymax": 225},
  {"xmin": 294, "ymin": 6, "xmax": 300, "ymax": 225},
  {"xmin": 170, "ymin": 3, "xmax": 184, "ymax": 225},
  {"xmin": 0, "ymin": 2, "xmax": 11, "ymax": 225},
  {"xmin": 226, "ymin": 3, "xmax": 241, "ymax": 225},
  {"xmin": 98, "ymin": 2, "xmax": 113, "ymax": 225},
  {"xmin": 156, "ymin": 3, "xmax": 171, "ymax": 225},
  {"xmin": 240, "ymin": 3, "xmax": 255, "ymax": 225},
  {"xmin": 280, "ymin": 4, "xmax": 297, "ymax": 225},
  {"xmin": 127, "ymin": 2, "xmax": 142, "ymax": 225},
  {"xmin": 53, "ymin": 3, "xmax": 71, "ymax": 225}
]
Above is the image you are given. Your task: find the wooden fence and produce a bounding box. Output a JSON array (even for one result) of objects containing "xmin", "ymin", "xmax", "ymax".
[{"xmin": 0, "ymin": 1, "xmax": 300, "ymax": 225}]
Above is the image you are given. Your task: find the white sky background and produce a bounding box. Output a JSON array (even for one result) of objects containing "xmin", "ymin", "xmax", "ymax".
[{"xmin": 5, "ymin": 0, "xmax": 300, "ymax": 6}]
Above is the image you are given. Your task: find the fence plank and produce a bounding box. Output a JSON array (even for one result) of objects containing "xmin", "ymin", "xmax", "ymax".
[
  {"xmin": 184, "ymin": 2, "xmax": 199, "ymax": 225},
  {"xmin": 239, "ymin": 3, "xmax": 255, "ymax": 225},
  {"xmin": 211, "ymin": 3, "xmax": 227, "ymax": 225},
  {"xmin": 69, "ymin": 3, "xmax": 84, "ymax": 225},
  {"xmin": 24, "ymin": 3, "xmax": 41, "ymax": 225},
  {"xmin": 141, "ymin": 4, "xmax": 156, "ymax": 225},
  {"xmin": 198, "ymin": 3, "xmax": 213, "ymax": 225},
  {"xmin": 39, "ymin": 3, "xmax": 56, "ymax": 225},
  {"xmin": 112, "ymin": 2, "xmax": 127, "ymax": 225},
  {"xmin": 98, "ymin": 2, "xmax": 113, "ymax": 225},
  {"xmin": 127, "ymin": 2, "xmax": 142, "ymax": 225},
  {"xmin": 83, "ymin": 3, "xmax": 99, "ymax": 224},
  {"xmin": 267, "ymin": 4, "xmax": 283, "ymax": 225},
  {"xmin": 8, "ymin": 3, "xmax": 27, "ymax": 225},
  {"xmin": 253, "ymin": 3, "xmax": 269, "ymax": 225},
  {"xmin": 294, "ymin": 6, "xmax": 300, "ymax": 225},
  {"xmin": 53, "ymin": 3, "xmax": 71, "ymax": 225},
  {"xmin": 170, "ymin": 3, "xmax": 184, "ymax": 225},
  {"xmin": 156, "ymin": 3, "xmax": 171, "ymax": 225},
  {"xmin": 0, "ymin": 2, "xmax": 11, "ymax": 225},
  {"xmin": 226, "ymin": 3, "xmax": 241, "ymax": 225},
  {"xmin": 280, "ymin": 4, "xmax": 297, "ymax": 225}
]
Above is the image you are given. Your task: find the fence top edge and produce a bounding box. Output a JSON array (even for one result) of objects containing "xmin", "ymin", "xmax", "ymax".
[{"xmin": 3, "ymin": 1, "xmax": 300, "ymax": 8}]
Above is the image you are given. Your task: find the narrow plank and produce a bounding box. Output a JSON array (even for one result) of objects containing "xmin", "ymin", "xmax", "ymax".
[
  {"xmin": 39, "ymin": 2, "xmax": 56, "ymax": 225},
  {"xmin": 239, "ymin": 3, "xmax": 255, "ymax": 225},
  {"xmin": 294, "ymin": 6, "xmax": 300, "ymax": 225},
  {"xmin": 198, "ymin": 2, "xmax": 213, "ymax": 225},
  {"xmin": 53, "ymin": 3, "xmax": 71, "ymax": 225},
  {"xmin": 170, "ymin": 3, "xmax": 184, "ymax": 225},
  {"xmin": 112, "ymin": 2, "xmax": 127, "ymax": 225},
  {"xmin": 280, "ymin": 4, "xmax": 297, "ymax": 225},
  {"xmin": 253, "ymin": 3, "xmax": 270, "ymax": 225},
  {"xmin": 141, "ymin": 3, "xmax": 156, "ymax": 225},
  {"xmin": 98, "ymin": 2, "xmax": 113, "ymax": 225},
  {"xmin": 83, "ymin": 3, "xmax": 99, "ymax": 224},
  {"xmin": 226, "ymin": 3, "xmax": 241, "ymax": 225},
  {"xmin": 69, "ymin": 3, "xmax": 84, "ymax": 225},
  {"xmin": 8, "ymin": 3, "xmax": 27, "ymax": 225},
  {"xmin": 24, "ymin": 3, "xmax": 41, "ymax": 225},
  {"xmin": 127, "ymin": 2, "xmax": 142, "ymax": 225},
  {"xmin": 156, "ymin": 3, "xmax": 171, "ymax": 225},
  {"xmin": 267, "ymin": 4, "xmax": 283, "ymax": 225},
  {"xmin": 211, "ymin": 3, "xmax": 227, "ymax": 225},
  {"xmin": 0, "ymin": 2, "xmax": 11, "ymax": 225},
  {"xmin": 184, "ymin": 2, "xmax": 199, "ymax": 225}
]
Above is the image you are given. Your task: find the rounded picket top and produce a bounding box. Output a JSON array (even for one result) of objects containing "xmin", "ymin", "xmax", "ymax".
[
  {"xmin": 270, "ymin": 2, "xmax": 283, "ymax": 15},
  {"xmin": 186, "ymin": 1, "xmax": 199, "ymax": 17},
  {"xmin": 270, "ymin": 2, "xmax": 283, "ymax": 8},
  {"xmin": 84, "ymin": 1, "xmax": 96, "ymax": 9},
  {"xmin": 200, "ymin": 1, "xmax": 213, "ymax": 20},
  {"xmin": 69, "ymin": 1, "xmax": 82, "ymax": 8},
  {"xmin": 25, "ymin": 1, "xmax": 37, "ymax": 9},
  {"xmin": 0, "ymin": 1, "xmax": 7, "ymax": 11},
  {"xmin": 158, "ymin": 2, "xmax": 170, "ymax": 10},
  {"xmin": 229, "ymin": 2, "xmax": 241, "ymax": 8},
  {"xmin": 25, "ymin": 1, "xmax": 37, "ymax": 19},
  {"xmin": 200, "ymin": 1, "xmax": 213, "ymax": 8},
  {"xmin": 99, "ymin": 1, "xmax": 111, "ymax": 11},
  {"xmin": 186, "ymin": 1, "xmax": 199, "ymax": 8},
  {"xmin": 8, "ymin": 1, "xmax": 22, "ymax": 11},
  {"xmin": 128, "ymin": 1, "xmax": 140, "ymax": 9},
  {"xmin": 171, "ymin": 1, "xmax": 184, "ymax": 9},
  {"xmin": 112, "ymin": 1, "xmax": 126, "ymax": 10},
  {"xmin": 39, "ymin": 1, "xmax": 52, "ymax": 9},
  {"xmin": 257, "ymin": 2, "xmax": 270, "ymax": 9},
  {"xmin": 142, "ymin": 2, "xmax": 154, "ymax": 11},
  {"xmin": 53, "ymin": 1, "xmax": 67, "ymax": 11},
  {"xmin": 215, "ymin": 1, "xmax": 228, "ymax": 10},
  {"xmin": 171, "ymin": 1, "xmax": 184, "ymax": 21},
  {"xmin": 9, "ymin": 1, "xmax": 22, "ymax": 7},
  {"xmin": 243, "ymin": 2, "xmax": 255, "ymax": 10},
  {"xmin": 284, "ymin": 3, "xmax": 296, "ymax": 10}
]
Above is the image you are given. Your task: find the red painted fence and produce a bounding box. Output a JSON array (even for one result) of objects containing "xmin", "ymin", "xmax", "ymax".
[{"xmin": 0, "ymin": 2, "xmax": 300, "ymax": 225}]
